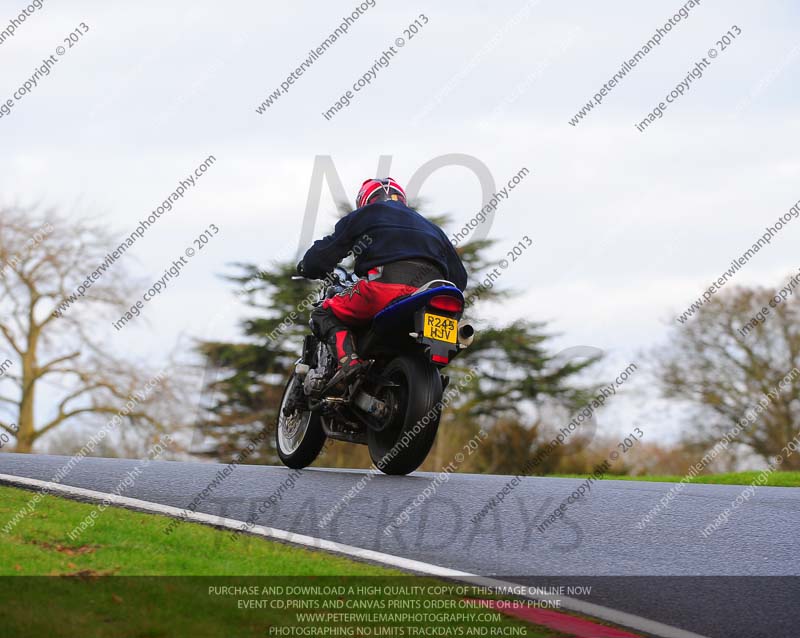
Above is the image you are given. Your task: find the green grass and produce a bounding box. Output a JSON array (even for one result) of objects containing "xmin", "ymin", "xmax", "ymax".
[
  {"xmin": 0, "ymin": 485, "xmax": 570, "ymax": 638},
  {"xmin": 0, "ymin": 483, "xmax": 393, "ymax": 576},
  {"xmin": 550, "ymin": 471, "xmax": 800, "ymax": 487}
]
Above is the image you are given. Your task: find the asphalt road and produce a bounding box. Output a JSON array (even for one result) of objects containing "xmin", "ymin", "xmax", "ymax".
[{"xmin": 1, "ymin": 453, "xmax": 798, "ymax": 638}]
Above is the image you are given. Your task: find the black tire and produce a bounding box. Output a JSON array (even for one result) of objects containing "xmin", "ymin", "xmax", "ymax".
[
  {"xmin": 368, "ymin": 354, "xmax": 443, "ymax": 475},
  {"xmin": 276, "ymin": 373, "xmax": 326, "ymax": 469}
]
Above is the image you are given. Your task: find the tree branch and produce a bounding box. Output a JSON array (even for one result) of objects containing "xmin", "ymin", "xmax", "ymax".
[
  {"xmin": 0, "ymin": 322, "xmax": 22, "ymax": 356},
  {"xmin": 0, "ymin": 421, "xmax": 16, "ymax": 434},
  {"xmin": 36, "ymin": 407, "xmax": 158, "ymax": 440},
  {"xmin": 34, "ymin": 351, "xmax": 80, "ymax": 380}
]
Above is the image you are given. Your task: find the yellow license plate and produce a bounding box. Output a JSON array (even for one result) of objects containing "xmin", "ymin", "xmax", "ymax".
[{"xmin": 423, "ymin": 313, "xmax": 458, "ymax": 343}]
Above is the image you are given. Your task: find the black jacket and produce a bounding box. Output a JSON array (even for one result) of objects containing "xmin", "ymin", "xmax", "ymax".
[{"xmin": 299, "ymin": 200, "xmax": 468, "ymax": 290}]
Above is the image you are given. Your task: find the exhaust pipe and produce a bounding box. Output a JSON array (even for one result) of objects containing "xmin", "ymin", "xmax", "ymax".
[{"xmin": 458, "ymin": 323, "xmax": 475, "ymax": 347}]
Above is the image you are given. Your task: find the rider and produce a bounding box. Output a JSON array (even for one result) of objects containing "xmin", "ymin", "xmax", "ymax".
[{"xmin": 298, "ymin": 177, "xmax": 468, "ymax": 376}]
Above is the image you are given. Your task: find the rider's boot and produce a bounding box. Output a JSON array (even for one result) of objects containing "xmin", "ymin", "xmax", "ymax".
[{"xmin": 327, "ymin": 330, "xmax": 368, "ymax": 385}]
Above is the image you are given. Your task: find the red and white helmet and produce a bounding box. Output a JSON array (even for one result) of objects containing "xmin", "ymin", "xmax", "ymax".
[{"xmin": 356, "ymin": 177, "xmax": 407, "ymax": 209}]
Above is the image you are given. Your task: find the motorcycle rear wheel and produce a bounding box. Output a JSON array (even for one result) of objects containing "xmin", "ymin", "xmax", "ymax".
[{"xmin": 367, "ymin": 355, "xmax": 443, "ymax": 475}]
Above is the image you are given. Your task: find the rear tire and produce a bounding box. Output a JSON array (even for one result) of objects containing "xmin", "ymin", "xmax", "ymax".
[
  {"xmin": 276, "ymin": 374, "xmax": 326, "ymax": 469},
  {"xmin": 368, "ymin": 355, "xmax": 443, "ymax": 475}
]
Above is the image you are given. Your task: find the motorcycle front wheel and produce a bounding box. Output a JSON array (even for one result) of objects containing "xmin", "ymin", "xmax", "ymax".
[{"xmin": 276, "ymin": 373, "xmax": 326, "ymax": 469}]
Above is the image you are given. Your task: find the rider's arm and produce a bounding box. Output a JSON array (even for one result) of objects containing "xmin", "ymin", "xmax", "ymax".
[{"xmin": 298, "ymin": 212, "xmax": 357, "ymax": 279}]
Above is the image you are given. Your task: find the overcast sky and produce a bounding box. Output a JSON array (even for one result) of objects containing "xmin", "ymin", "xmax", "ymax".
[{"xmin": 2, "ymin": 0, "xmax": 799, "ymax": 444}]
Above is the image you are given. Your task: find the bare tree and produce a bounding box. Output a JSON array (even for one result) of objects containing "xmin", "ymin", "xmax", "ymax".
[
  {"xmin": 0, "ymin": 205, "xmax": 177, "ymax": 453},
  {"xmin": 654, "ymin": 282, "xmax": 800, "ymax": 468}
]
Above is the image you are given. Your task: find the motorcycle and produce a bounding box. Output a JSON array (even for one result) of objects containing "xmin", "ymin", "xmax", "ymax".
[{"xmin": 276, "ymin": 266, "xmax": 474, "ymax": 475}]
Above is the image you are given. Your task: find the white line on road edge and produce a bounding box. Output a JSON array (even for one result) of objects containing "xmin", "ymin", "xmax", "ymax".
[{"xmin": 0, "ymin": 472, "xmax": 709, "ymax": 638}]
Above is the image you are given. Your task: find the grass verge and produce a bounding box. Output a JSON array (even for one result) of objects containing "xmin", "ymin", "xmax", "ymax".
[
  {"xmin": 551, "ymin": 471, "xmax": 800, "ymax": 487},
  {"xmin": 0, "ymin": 484, "xmax": 573, "ymax": 638}
]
